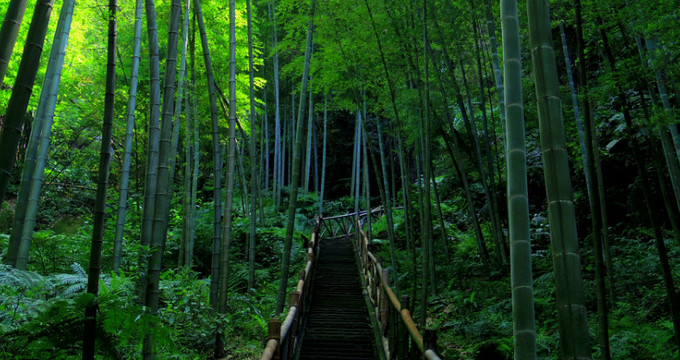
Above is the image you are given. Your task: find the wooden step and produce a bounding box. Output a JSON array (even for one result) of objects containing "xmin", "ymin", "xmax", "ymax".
[{"xmin": 298, "ymin": 236, "xmax": 379, "ymax": 360}]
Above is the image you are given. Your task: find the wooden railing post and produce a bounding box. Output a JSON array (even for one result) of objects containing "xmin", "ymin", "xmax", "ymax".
[
  {"xmin": 399, "ymin": 295, "xmax": 410, "ymax": 359},
  {"xmin": 423, "ymin": 329, "xmax": 438, "ymax": 359},
  {"xmin": 287, "ymin": 291, "xmax": 301, "ymax": 359},
  {"xmin": 380, "ymin": 269, "xmax": 389, "ymax": 335},
  {"xmin": 268, "ymin": 319, "xmax": 282, "ymax": 360}
]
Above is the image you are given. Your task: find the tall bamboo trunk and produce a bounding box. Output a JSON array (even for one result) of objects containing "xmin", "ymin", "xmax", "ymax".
[
  {"xmin": 275, "ymin": 0, "xmax": 315, "ymax": 315},
  {"xmin": 501, "ymin": 0, "xmax": 537, "ymax": 357},
  {"xmin": 0, "ymin": 0, "xmax": 29, "ymax": 85},
  {"xmin": 574, "ymin": 1, "xmax": 610, "ymax": 358},
  {"xmin": 138, "ymin": 0, "xmax": 162, "ymax": 305},
  {"xmin": 193, "ymin": 0, "xmax": 223, "ymax": 310},
  {"xmin": 214, "ymin": 0, "xmax": 238, "ymax": 355},
  {"xmin": 142, "ymin": 0, "xmax": 181, "ymax": 357},
  {"xmin": 14, "ymin": 0, "xmax": 74, "ymax": 270},
  {"xmin": 113, "ymin": 0, "xmax": 144, "ymax": 274},
  {"xmin": 82, "ymin": 0, "xmax": 116, "ymax": 355},
  {"xmin": 6, "ymin": 0, "xmax": 71, "ymax": 267},
  {"xmin": 376, "ymin": 118, "xmax": 399, "ymax": 291},
  {"xmin": 319, "ymin": 94, "xmax": 327, "ymax": 214},
  {"xmin": 246, "ymin": 0, "xmax": 258, "ymax": 294},
  {"xmin": 526, "ymin": 1, "xmax": 591, "ymax": 358},
  {"xmin": 0, "ymin": 0, "xmax": 54, "ymax": 208},
  {"xmin": 270, "ymin": 0, "xmax": 282, "ymax": 208},
  {"xmin": 304, "ymin": 76, "xmax": 313, "ymax": 193}
]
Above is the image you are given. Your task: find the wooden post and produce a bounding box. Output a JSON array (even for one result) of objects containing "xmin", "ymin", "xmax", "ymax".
[
  {"xmin": 288, "ymin": 291, "xmax": 301, "ymax": 359},
  {"xmin": 380, "ymin": 269, "xmax": 389, "ymax": 334},
  {"xmin": 423, "ymin": 329, "xmax": 437, "ymax": 359},
  {"xmin": 268, "ymin": 319, "xmax": 282, "ymax": 360},
  {"xmin": 389, "ymin": 304, "xmax": 397, "ymax": 358},
  {"xmin": 399, "ymin": 295, "xmax": 409, "ymax": 359}
]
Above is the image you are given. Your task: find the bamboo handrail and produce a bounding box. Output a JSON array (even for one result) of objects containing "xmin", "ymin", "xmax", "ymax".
[
  {"xmin": 259, "ymin": 218, "xmax": 320, "ymax": 360},
  {"xmin": 259, "ymin": 210, "xmax": 442, "ymax": 359},
  {"xmin": 354, "ymin": 217, "xmax": 443, "ymax": 360}
]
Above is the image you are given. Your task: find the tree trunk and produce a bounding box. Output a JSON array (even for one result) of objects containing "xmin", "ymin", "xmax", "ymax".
[
  {"xmin": 138, "ymin": 0, "xmax": 162, "ymax": 306},
  {"xmin": 0, "ymin": 0, "xmax": 54, "ymax": 208},
  {"xmin": 421, "ymin": 0, "xmax": 433, "ymax": 301},
  {"xmin": 574, "ymin": 2, "xmax": 611, "ymax": 358},
  {"xmin": 376, "ymin": 118, "xmax": 399, "ymax": 291},
  {"xmin": 501, "ymin": 0, "xmax": 537, "ymax": 357},
  {"xmin": 319, "ymin": 94, "xmax": 327, "ymax": 214},
  {"xmin": 215, "ymin": 0, "xmax": 238, "ymax": 354},
  {"xmin": 526, "ymin": 1, "xmax": 591, "ymax": 358},
  {"xmin": 482, "ymin": 0, "xmax": 505, "ymax": 135},
  {"xmin": 0, "ymin": 0, "xmax": 29, "ymax": 86},
  {"xmin": 7, "ymin": 0, "xmax": 71, "ymax": 268},
  {"xmin": 82, "ymin": 0, "xmax": 116, "ymax": 355},
  {"xmin": 304, "ymin": 76, "xmax": 313, "ymax": 193},
  {"xmin": 113, "ymin": 0, "xmax": 143, "ymax": 274},
  {"xmin": 14, "ymin": 0, "xmax": 73, "ymax": 270},
  {"xmin": 193, "ymin": 0, "xmax": 223, "ymax": 311},
  {"xmin": 246, "ymin": 0, "xmax": 258, "ymax": 294},
  {"xmin": 142, "ymin": 0, "xmax": 181, "ymax": 356},
  {"xmin": 275, "ymin": 0, "xmax": 315, "ymax": 315},
  {"xmin": 270, "ymin": 0, "xmax": 282, "ymax": 208}
]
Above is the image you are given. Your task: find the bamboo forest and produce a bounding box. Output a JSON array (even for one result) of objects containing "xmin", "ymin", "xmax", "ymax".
[{"xmin": 0, "ymin": 0, "xmax": 679, "ymax": 358}]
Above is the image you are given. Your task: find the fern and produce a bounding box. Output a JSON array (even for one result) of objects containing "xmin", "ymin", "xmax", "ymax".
[
  {"xmin": 49, "ymin": 262, "xmax": 111, "ymax": 296},
  {"xmin": 0, "ymin": 264, "xmax": 49, "ymax": 289}
]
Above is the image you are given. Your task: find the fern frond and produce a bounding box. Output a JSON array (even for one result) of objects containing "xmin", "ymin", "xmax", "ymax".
[
  {"xmin": 0, "ymin": 267, "xmax": 47, "ymax": 288},
  {"xmin": 70, "ymin": 262, "xmax": 87, "ymax": 278}
]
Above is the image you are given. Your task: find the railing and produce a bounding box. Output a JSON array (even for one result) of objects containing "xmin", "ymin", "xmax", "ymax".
[
  {"xmin": 320, "ymin": 206, "xmax": 385, "ymax": 238},
  {"xmin": 260, "ymin": 218, "xmax": 320, "ymax": 360},
  {"xmin": 259, "ymin": 209, "xmax": 442, "ymax": 360},
  {"xmin": 354, "ymin": 218, "xmax": 443, "ymax": 360}
]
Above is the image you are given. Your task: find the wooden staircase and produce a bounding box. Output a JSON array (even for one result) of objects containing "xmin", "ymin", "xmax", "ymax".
[{"xmin": 297, "ymin": 236, "xmax": 380, "ymax": 360}]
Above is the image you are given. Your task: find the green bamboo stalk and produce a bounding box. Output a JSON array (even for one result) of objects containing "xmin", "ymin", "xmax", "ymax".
[
  {"xmin": 319, "ymin": 94, "xmax": 327, "ymax": 214},
  {"xmin": 14, "ymin": 0, "xmax": 74, "ymax": 270},
  {"xmin": 142, "ymin": 0, "xmax": 181, "ymax": 357},
  {"xmin": 113, "ymin": 0, "xmax": 143, "ymax": 274},
  {"xmin": 181, "ymin": 87, "xmax": 192, "ymax": 267},
  {"xmin": 187, "ymin": 13, "xmax": 199, "ymax": 268},
  {"xmin": 0, "ymin": 0, "xmax": 28, "ymax": 86},
  {"xmin": 165, "ymin": 0, "xmax": 191, "ymax": 221},
  {"xmin": 574, "ymin": 1, "xmax": 610, "ymax": 358},
  {"xmin": 0, "ymin": 0, "xmax": 54, "ymax": 209},
  {"xmin": 275, "ymin": 0, "xmax": 315, "ymax": 314},
  {"xmin": 483, "ymin": 0, "xmax": 505, "ymax": 134},
  {"xmin": 214, "ymin": 0, "xmax": 238, "ymax": 354},
  {"xmin": 376, "ymin": 117, "xmax": 399, "ymax": 291},
  {"xmin": 350, "ymin": 111, "xmax": 359, "ymax": 201},
  {"xmin": 354, "ymin": 110, "xmax": 362, "ymax": 213},
  {"xmin": 82, "ymin": 0, "xmax": 116, "ymax": 355},
  {"xmin": 270, "ymin": 0, "xmax": 282, "ymax": 208},
  {"xmin": 501, "ymin": 1, "xmax": 537, "ymax": 358},
  {"xmin": 138, "ymin": 0, "xmax": 162, "ymax": 305},
  {"xmin": 6, "ymin": 112, "xmax": 41, "ymax": 267},
  {"xmin": 526, "ymin": 1, "xmax": 591, "ymax": 358},
  {"xmin": 193, "ymin": 0, "xmax": 222, "ymax": 310},
  {"xmin": 304, "ymin": 75, "xmax": 313, "ymax": 193},
  {"xmin": 246, "ymin": 0, "xmax": 258, "ymax": 293}
]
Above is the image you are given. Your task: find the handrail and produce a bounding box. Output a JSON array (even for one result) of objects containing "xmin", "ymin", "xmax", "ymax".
[
  {"xmin": 319, "ymin": 207, "xmax": 386, "ymax": 239},
  {"xmin": 354, "ymin": 217, "xmax": 443, "ymax": 360},
  {"xmin": 259, "ymin": 210, "xmax": 442, "ymax": 359},
  {"xmin": 260, "ymin": 218, "xmax": 320, "ymax": 360}
]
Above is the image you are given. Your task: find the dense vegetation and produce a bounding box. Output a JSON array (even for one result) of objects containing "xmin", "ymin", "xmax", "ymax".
[{"xmin": 0, "ymin": 0, "xmax": 679, "ymax": 358}]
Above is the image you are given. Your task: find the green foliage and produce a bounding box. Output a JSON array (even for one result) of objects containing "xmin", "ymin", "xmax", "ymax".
[{"xmin": 0, "ymin": 202, "xmax": 11, "ymax": 233}]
